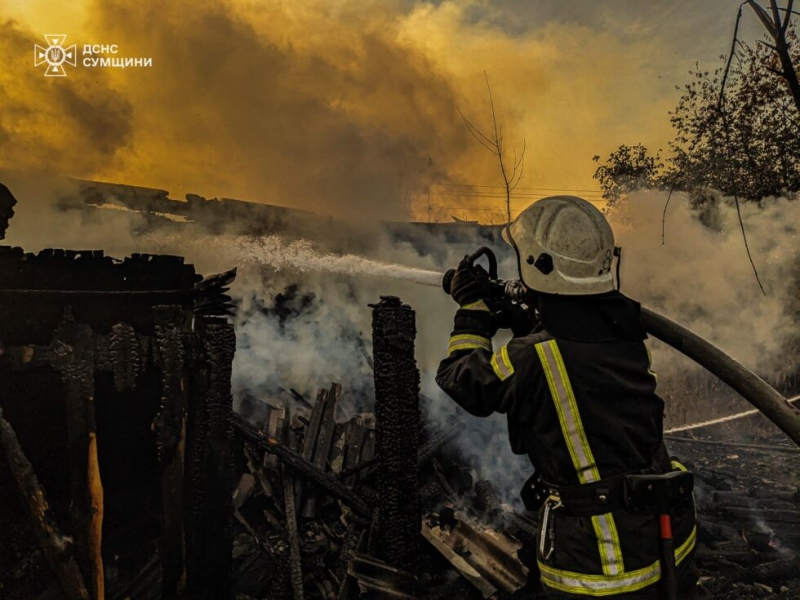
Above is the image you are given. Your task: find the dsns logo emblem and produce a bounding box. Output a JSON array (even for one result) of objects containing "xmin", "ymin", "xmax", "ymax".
[{"xmin": 34, "ymin": 35, "xmax": 77, "ymax": 77}]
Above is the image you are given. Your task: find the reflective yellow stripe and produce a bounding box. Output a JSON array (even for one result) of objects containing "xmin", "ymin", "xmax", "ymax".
[
  {"xmin": 461, "ymin": 300, "xmax": 490, "ymax": 311},
  {"xmin": 671, "ymin": 460, "xmax": 688, "ymax": 472},
  {"xmin": 591, "ymin": 514, "xmax": 624, "ymax": 576},
  {"xmin": 539, "ymin": 526, "xmax": 697, "ymax": 596},
  {"xmin": 490, "ymin": 345, "xmax": 515, "ymax": 381},
  {"xmin": 535, "ymin": 339, "xmax": 623, "ymax": 575},
  {"xmin": 448, "ymin": 333, "xmax": 491, "ymax": 355},
  {"xmin": 644, "ymin": 342, "xmax": 657, "ymax": 382}
]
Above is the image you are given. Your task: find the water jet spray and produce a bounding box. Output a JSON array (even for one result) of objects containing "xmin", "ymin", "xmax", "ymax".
[{"xmin": 236, "ymin": 235, "xmax": 800, "ymax": 446}]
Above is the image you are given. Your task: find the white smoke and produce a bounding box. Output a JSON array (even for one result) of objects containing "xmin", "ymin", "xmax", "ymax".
[
  {"xmin": 608, "ymin": 191, "xmax": 799, "ymax": 431},
  {"xmin": 611, "ymin": 190, "xmax": 798, "ymax": 374},
  {"xmin": 2, "ymin": 176, "xmax": 797, "ymax": 504}
]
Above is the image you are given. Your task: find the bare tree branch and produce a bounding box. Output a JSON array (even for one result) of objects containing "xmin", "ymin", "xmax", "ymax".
[
  {"xmin": 747, "ymin": 0, "xmax": 800, "ymax": 113},
  {"xmin": 718, "ymin": 2, "xmax": 767, "ymax": 294},
  {"xmin": 781, "ymin": 0, "xmax": 795, "ymax": 31},
  {"xmin": 457, "ymin": 109, "xmax": 500, "ymax": 155},
  {"xmin": 457, "ymin": 72, "xmax": 526, "ymax": 223},
  {"xmin": 756, "ymin": 39, "xmax": 779, "ymax": 51},
  {"xmin": 720, "ymin": 3, "xmax": 746, "ymax": 110},
  {"xmin": 748, "ymin": 0, "xmax": 778, "ymax": 36}
]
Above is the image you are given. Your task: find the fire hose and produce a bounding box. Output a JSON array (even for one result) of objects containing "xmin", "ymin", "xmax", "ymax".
[
  {"xmin": 640, "ymin": 307, "xmax": 800, "ymax": 447},
  {"xmin": 439, "ymin": 247, "xmax": 800, "ymax": 448}
]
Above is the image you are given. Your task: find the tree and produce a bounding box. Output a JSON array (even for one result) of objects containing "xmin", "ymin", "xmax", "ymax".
[
  {"xmin": 592, "ymin": 144, "xmax": 664, "ymax": 209},
  {"xmin": 667, "ymin": 26, "xmax": 800, "ymax": 199},
  {"xmin": 594, "ymin": 25, "xmax": 800, "ymax": 203},
  {"xmin": 746, "ymin": 0, "xmax": 800, "ymax": 115},
  {"xmin": 459, "ymin": 72, "xmax": 526, "ymax": 223}
]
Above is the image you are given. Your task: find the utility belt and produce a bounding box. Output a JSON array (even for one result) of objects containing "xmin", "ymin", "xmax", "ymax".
[{"xmin": 521, "ymin": 468, "xmax": 694, "ymax": 518}]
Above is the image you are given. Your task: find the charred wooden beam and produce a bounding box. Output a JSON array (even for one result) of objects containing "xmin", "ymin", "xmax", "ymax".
[
  {"xmin": 0, "ymin": 409, "xmax": 90, "ymax": 600},
  {"xmin": 232, "ymin": 474, "xmax": 278, "ymax": 563},
  {"xmin": 193, "ymin": 268, "xmax": 236, "ymax": 317},
  {"xmin": 342, "ymin": 415, "xmax": 366, "ymax": 488},
  {"xmin": 296, "ymin": 387, "xmax": 328, "ymax": 507},
  {"xmin": 232, "ymin": 414, "xmax": 371, "ymax": 517},
  {"xmin": 53, "ymin": 315, "xmax": 104, "ymax": 600},
  {"xmin": 289, "ymin": 388, "xmax": 314, "ymax": 410},
  {"xmin": 329, "ymin": 422, "xmax": 347, "ymax": 476},
  {"xmin": 283, "ymin": 425, "xmax": 305, "ymax": 600},
  {"xmin": 422, "ymin": 514, "xmax": 528, "ymax": 598},
  {"xmin": 184, "ymin": 317, "xmax": 235, "ymax": 600},
  {"xmin": 302, "ymin": 383, "xmax": 342, "ymax": 518},
  {"xmin": 0, "ymin": 334, "xmax": 153, "ymax": 374},
  {"xmin": 345, "ymin": 553, "xmax": 419, "ymax": 600},
  {"xmin": 153, "ymin": 306, "xmax": 188, "ymax": 599},
  {"xmin": 109, "ymin": 322, "xmax": 141, "ymax": 392},
  {"xmin": 751, "ymin": 557, "xmax": 800, "ymax": 582},
  {"xmin": 302, "ymin": 388, "xmax": 329, "ymax": 450},
  {"xmin": 370, "ymin": 296, "xmax": 421, "ymax": 573},
  {"xmin": 418, "ymin": 420, "xmax": 462, "ymax": 466}
]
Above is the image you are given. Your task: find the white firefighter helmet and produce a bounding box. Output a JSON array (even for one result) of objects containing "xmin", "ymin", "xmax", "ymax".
[{"xmin": 502, "ymin": 195, "xmax": 617, "ymax": 295}]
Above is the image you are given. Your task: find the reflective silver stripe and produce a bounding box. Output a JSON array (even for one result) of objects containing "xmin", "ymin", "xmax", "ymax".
[
  {"xmin": 539, "ymin": 560, "xmax": 659, "ymax": 595},
  {"xmin": 536, "ymin": 341, "xmax": 598, "ymax": 483},
  {"xmin": 538, "ymin": 526, "xmax": 697, "ymax": 596},
  {"xmin": 490, "ymin": 345, "xmax": 515, "ymax": 381},
  {"xmin": 592, "ymin": 514, "xmax": 623, "ymax": 576},
  {"xmin": 536, "ymin": 339, "xmax": 623, "ymax": 575},
  {"xmin": 448, "ymin": 334, "xmax": 491, "ymax": 355}
]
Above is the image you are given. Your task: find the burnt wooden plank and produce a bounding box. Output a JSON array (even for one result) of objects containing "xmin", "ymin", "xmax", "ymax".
[
  {"xmin": 233, "ymin": 415, "xmax": 370, "ymax": 517},
  {"xmin": 301, "ymin": 388, "xmax": 329, "ymax": 462},
  {"xmin": 53, "ymin": 316, "xmax": 104, "ymax": 600},
  {"xmin": 328, "ymin": 422, "xmax": 347, "ymax": 475},
  {"xmin": 284, "ymin": 424, "xmax": 305, "ymax": 600},
  {"xmin": 302, "ymin": 383, "xmax": 342, "ymax": 517},
  {"xmin": 295, "ymin": 388, "xmax": 328, "ymax": 505},
  {"xmin": 342, "ymin": 416, "xmax": 366, "ymax": 488},
  {"xmin": 0, "ymin": 409, "xmax": 90, "ymax": 600},
  {"xmin": 153, "ymin": 306, "xmax": 187, "ymax": 599},
  {"xmin": 184, "ymin": 317, "xmax": 235, "ymax": 600}
]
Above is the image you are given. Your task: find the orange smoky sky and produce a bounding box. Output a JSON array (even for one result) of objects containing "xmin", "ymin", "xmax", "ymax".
[{"xmin": 0, "ymin": 0, "xmax": 764, "ymax": 222}]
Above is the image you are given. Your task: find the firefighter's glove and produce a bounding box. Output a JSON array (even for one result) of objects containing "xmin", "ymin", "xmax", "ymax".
[
  {"xmin": 450, "ymin": 256, "xmax": 492, "ymax": 310},
  {"xmin": 494, "ymin": 299, "xmax": 537, "ymax": 338}
]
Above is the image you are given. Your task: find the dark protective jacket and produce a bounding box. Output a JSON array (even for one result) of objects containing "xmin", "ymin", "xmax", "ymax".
[{"xmin": 436, "ymin": 292, "xmax": 696, "ymax": 598}]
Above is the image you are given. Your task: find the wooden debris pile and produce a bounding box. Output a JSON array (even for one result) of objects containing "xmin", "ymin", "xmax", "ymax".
[{"xmin": 229, "ymin": 384, "xmax": 538, "ymax": 600}]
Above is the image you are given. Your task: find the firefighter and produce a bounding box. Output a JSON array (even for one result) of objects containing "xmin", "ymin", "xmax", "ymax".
[{"xmin": 436, "ymin": 196, "xmax": 697, "ymax": 599}]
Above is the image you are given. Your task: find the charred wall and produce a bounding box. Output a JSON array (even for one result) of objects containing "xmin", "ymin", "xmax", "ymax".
[{"xmin": 0, "ymin": 245, "xmax": 236, "ymax": 600}]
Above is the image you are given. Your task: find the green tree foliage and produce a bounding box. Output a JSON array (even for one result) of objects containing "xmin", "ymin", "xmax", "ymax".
[
  {"xmin": 670, "ymin": 32, "xmax": 800, "ymax": 199},
  {"xmin": 592, "ymin": 144, "xmax": 664, "ymax": 208},
  {"xmin": 594, "ymin": 27, "xmax": 800, "ymax": 204}
]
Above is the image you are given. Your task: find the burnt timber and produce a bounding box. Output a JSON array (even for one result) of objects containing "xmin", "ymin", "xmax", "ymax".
[{"xmin": 0, "ymin": 242, "xmax": 237, "ymax": 600}]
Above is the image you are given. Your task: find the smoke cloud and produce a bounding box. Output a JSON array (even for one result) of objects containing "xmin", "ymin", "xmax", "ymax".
[
  {"xmin": 611, "ymin": 191, "xmax": 798, "ymax": 376},
  {"xmin": 0, "ymin": 21, "xmax": 133, "ymax": 175},
  {"xmin": 609, "ymin": 191, "xmax": 799, "ymax": 432},
  {"xmin": 3, "ymin": 0, "xmax": 798, "ymax": 499},
  {"xmin": 2, "ymin": 179, "xmax": 797, "ymax": 503},
  {"xmin": 3, "ymin": 0, "xmax": 768, "ymax": 221}
]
